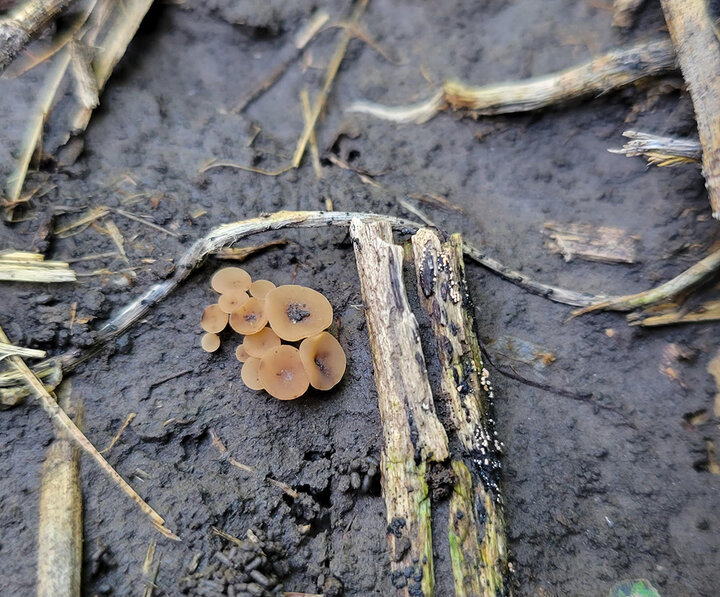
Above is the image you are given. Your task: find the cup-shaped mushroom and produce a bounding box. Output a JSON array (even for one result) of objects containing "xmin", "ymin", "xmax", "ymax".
[
  {"xmin": 211, "ymin": 267, "xmax": 251, "ymax": 294},
  {"xmin": 249, "ymin": 279, "xmax": 276, "ymax": 299},
  {"xmin": 229, "ymin": 297, "xmax": 268, "ymax": 335},
  {"xmin": 201, "ymin": 304, "xmax": 228, "ymax": 333},
  {"xmin": 235, "ymin": 344, "xmax": 251, "ymax": 363},
  {"xmin": 218, "ymin": 290, "xmax": 249, "ymax": 314},
  {"xmin": 243, "ymin": 327, "xmax": 281, "ymax": 358},
  {"xmin": 258, "ymin": 345, "xmax": 310, "ymax": 400},
  {"xmin": 201, "ymin": 332, "xmax": 221, "ymax": 352},
  {"xmin": 299, "ymin": 332, "xmax": 346, "ymax": 390},
  {"xmin": 241, "ymin": 357, "xmax": 264, "ymax": 391},
  {"xmin": 265, "ymin": 285, "xmax": 333, "ymax": 342}
]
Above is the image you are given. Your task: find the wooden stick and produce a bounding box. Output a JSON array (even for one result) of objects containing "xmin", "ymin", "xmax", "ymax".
[
  {"xmin": 348, "ymin": 39, "xmax": 676, "ymax": 123},
  {"xmin": 351, "ymin": 218, "xmax": 448, "ymax": 597},
  {"xmin": 37, "ymin": 381, "xmax": 82, "ymax": 597},
  {"xmin": 660, "ymin": 0, "xmax": 720, "ymax": 218},
  {"xmin": 609, "ymin": 130, "xmax": 702, "ymax": 166},
  {"xmin": 0, "ymin": 324, "xmax": 179, "ymax": 540},
  {"xmin": 0, "ymin": 0, "xmax": 74, "ymax": 73},
  {"xmin": 411, "ymin": 229, "xmax": 510, "ymax": 597}
]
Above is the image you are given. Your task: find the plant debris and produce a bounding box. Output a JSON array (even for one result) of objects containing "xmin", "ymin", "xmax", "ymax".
[{"xmin": 543, "ymin": 221, "xmax": 638, "ymax": 264}]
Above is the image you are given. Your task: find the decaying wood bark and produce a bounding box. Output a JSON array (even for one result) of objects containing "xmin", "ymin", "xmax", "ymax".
[
  {"xmin": 612, "ymin": 0, "xmax": 645, "ymax": 28},
  {"xmin": 37, "ymin": 381, "xmax": 81, "ymax": 597},
  {"xmin": 660, "ymin": 0, "xmax": 720, "ymax": 218},
  {"xmin": 411, "ymin": 229, "xmax": 510, "ymax": 597},
  {"xmin": 350, "ymin": 218, "xmax": 449, "ymax": 597},
  {"xmin": 0, "ymin": 0, "xmax": 74, "ymax": 73}
]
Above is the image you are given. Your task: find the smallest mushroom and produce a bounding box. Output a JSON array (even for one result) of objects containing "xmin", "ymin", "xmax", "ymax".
[{"xmin": 201, "ymin": 333, "xmax": 221, "ymax": 352}]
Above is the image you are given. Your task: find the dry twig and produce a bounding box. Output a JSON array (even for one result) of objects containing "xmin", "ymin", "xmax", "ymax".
[
  {"xmin": 0, "ymin": 250, "xmax": 76, "ymax": 282},
  {"xmin": 347, "ymin": 39, "xmax": 676, "ymax": 123}
]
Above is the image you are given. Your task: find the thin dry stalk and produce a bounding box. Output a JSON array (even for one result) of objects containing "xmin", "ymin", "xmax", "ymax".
[
  {"xmin": 629, "ymin": 299, "xmax": 720, "ymax": 327},
  {"xmin": 660, "ymin": 0, "xmax": 720, "ymax": 218},
  {"xmin": 609, "ymin": 130, "xmax": 702, "ymax": 166},
  {"xmin": 140, "ymin": 538, "xmax": 160, "ymax": 597},
  {"xmin": 0, "ymin": 250, "xmax": 76, "ymax": 282},
  {"xmin": 0, "ymin": 0, "xmax": 74, "ymax": 72},
  {"xmin": 37, "ymin": 380, "xmax": 82, "ymax": 597},
  {"xmin": 0, "ymin": 324, "xmax": 178, "ymax": 540},
  {"xmin": 301, "ymin": 89, "xmax": 323, "ymax": 179},
  {"xmin": 348, "ymin": 39, "xmax": 676, "ymax": 123}
]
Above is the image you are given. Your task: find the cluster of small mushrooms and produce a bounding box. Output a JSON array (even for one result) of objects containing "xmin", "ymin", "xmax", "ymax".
[{"xmin": 200, "ymin": 267, "xmax": 346, "ymax": 400}]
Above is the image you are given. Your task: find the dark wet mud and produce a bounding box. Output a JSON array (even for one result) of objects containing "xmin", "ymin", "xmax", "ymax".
[{"xmin": 1, "ymin": 1, "xmax": 720, "ymax": 596}]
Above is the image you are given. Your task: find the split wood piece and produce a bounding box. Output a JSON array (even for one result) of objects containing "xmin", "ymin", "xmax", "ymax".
[
  {"xmin": 37, "ymin": 381, "xmax": 81, "ymax": 597},
  {"xmin": 0, "ymin": 0, "xmax": 74, "ymax": 73},
  {"xmin": 347, "ymin": 39, "xmax": 676, "ymax": 123},
  {"xmin": 411, "ymin": 229, "xmax": 510, "ymax": 597},
  {"xmin": 0, "ymin": 324, "xmax": 179, "ymax": 540},
  {"xmin": 660, "ymin": 0, "xmax": 720, "ymax": 218},
  {"xmin": 543, "ymin": 221, "xmax": 637, "ymax": 264},
  {"xmin": 351, "ymin": 218, "xmax": 449, "ymax": 597},
  {"xmin": 609, "ymin": 130, "xmax": 702, "ymax": 166},
  {"xmin": 0, "ymin": 251, "xmax": 76, "ymax": 282},
  {"xmin": 573, "ymin": 245, "xmax": 720, "ymax": 316}
]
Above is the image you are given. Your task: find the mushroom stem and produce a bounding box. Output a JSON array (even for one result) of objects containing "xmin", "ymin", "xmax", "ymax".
[
  {"xmin": 350, "ymin": 219, "xmax": 449, "ymax": 597},
  {"xmin": 411, "ymin": 229, "xmax": 511, "ymax": 597}
]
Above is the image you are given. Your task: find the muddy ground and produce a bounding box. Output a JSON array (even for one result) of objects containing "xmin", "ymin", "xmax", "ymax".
[{"xmin": 2, "ymin": 0, "xmax": 720, "ymax": 595}]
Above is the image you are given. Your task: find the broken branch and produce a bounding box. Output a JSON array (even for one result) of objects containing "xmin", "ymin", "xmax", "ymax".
[
  {"xmin": 660, "ymin": 0, "xmax": 720, "ymax": 218},
  {"xmin": 609, "ymin": 130, "xmax": 702, "ymax": 166}
]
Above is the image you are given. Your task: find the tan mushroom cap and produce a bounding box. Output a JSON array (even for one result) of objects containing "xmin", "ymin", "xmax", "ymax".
[
  {"xmin": 299, "ymin": 332, "xmax": 346, "ymax": 390},
  {"xmin": 258, "ymin": 345, "xmax": 310, "ymax": 400},
  {"xmin": 218, "ymin": 290, "xmax": 249, "ymax": 314},
  {"xmin": 241, "ymin": 357, "xmax": 264, "ymax": 391},
  {"xmin": 249, "ymin": 279, "xmax": 276, "ymax": 299},
  {"xmin": 211, "ymin": 267, "xmax": 252, "ymax": 294},
  {"xmin": 201, "ymin": 332, "xmax": 221, "ymax": 352},
  {"xmin": 201, "ymin": 304, "xmax": 228, "ymax": 333},
  {"xmin": 243, "ymin": 326, "xmax": 281, "ymax": 358},
  {"xmin": 229, "ymin": 297, "xmax": 268, "ymax": 335},
  {"xmin": 265, "ymin": 285, "xmax": 333, "ymax": 342},
  {"xmin": 235, "ymin": 344, "xmax": 250, "ymax": 363}
]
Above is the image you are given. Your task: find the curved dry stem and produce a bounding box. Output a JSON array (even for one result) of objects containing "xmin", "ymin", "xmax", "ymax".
[
  {"xmin": 572, "ymin": 246, "xmax": 720, "ymax": 317},
  {"xmin": 345, "ymin": 39, "xmax": 676, "ymax": 122}
]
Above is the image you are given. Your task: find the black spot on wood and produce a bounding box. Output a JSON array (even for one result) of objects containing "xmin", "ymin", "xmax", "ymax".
[{"xmin": 419, "ymin": 247, "xmax": 435, "ymax": 298}]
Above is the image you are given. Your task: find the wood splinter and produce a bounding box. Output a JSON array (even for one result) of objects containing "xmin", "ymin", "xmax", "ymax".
[
  {"xmin": 351, "ymin": 218, "xmax": 448, "ymax": 597},
  {"xmin": 411, "ymin": 229, "xmax": 511, "ymax": 597}
]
